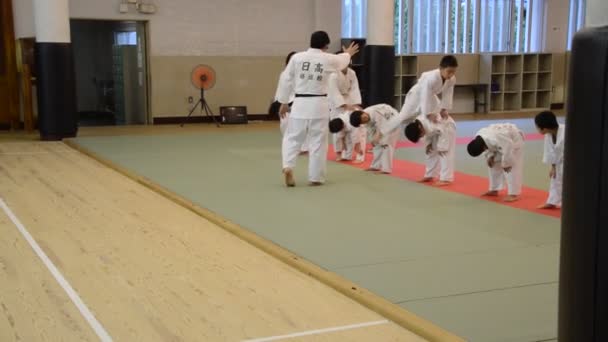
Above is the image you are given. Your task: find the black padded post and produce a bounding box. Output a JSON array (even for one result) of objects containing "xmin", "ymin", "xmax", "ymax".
[
  {"xmin": 363, "ymin": 45, "xmax": 394, "ymax": 107},
  {"xmin": 35, "ymin": 42, "xmax": 78, "ymax": 140},
  {"xmin": 559, "ymin": 26, "xmax": 608, "ymax": 342}
]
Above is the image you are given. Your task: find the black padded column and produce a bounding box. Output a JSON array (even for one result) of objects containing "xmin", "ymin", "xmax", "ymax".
[
  {"xmin": 363, "ymin": 45, "xmax": 394, "ymax": 106},
  {"xmin": 559, "ymin": 26, "xmax": 608, "ymax": 342},
  {"xmin": 35, "ymin": 42, "xmax": 77, "ymax": 140},
  {"xmin": 33, "ymin": 0, "xmax": 77, "ymax": 140},
  {"xmin": 363, "ymin": 0, "xmax": 394, "ymax": 107}
]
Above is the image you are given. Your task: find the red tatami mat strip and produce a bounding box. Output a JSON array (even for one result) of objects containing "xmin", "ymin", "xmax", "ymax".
[{"xmin": 328, "ymin": 137, "xmax": 560, "ymax": 219}]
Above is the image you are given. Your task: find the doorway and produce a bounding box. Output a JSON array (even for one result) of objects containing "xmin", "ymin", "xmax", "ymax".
[{"xmin": 70, "ymin": 19, "xmax": 149, "ymax": 126}]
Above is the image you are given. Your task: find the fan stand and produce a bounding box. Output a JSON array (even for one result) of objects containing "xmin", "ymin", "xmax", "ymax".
[{"xmin": 180, "ymin": 87, "xmax": 220, "ymax": 127}]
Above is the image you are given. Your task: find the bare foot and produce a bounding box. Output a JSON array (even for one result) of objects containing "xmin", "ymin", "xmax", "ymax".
[
  {"xmin": 419, "ymin": 177, "xmax": 434, "ymax": 183},
  {"xmin": 503, "ymin": 195, "xmax": 520, "ymax": 202},
  {"xmin": 435, "ymin": 180, "xmax": 452, "ymax": 187},
  {"xmin": 283, "ymin": 168, "xmax": 295, "ymax": 187},
  {"xmin": 336, "ymin": 157, "xmax": 344, "ymax": 162},
  {"xmin": 309, "ymin": 181, "xmax": 323, "ymax": 186},
  {"xmin": 482, "ymin": 190, "xmax": 499, "ymax": 197},
  {"xmin": 538, "ymin": 203, "xmax": 558, "ymax": 209},
  {"xmin": 365, "ymin": 167, "xmax": 380, "ymax": 172},
  {"xmin": 352, "ymin": 160, "xmax": 364, "ymax": 164}
]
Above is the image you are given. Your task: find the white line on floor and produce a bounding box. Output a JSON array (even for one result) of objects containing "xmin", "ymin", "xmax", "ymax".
[
  {"xmin": 242, "ymin": 320, "xmax": 390, "ymax": 342},
  {"xmin": 0, "ymin": 198, "xmax": 113, "ymax": 342}
]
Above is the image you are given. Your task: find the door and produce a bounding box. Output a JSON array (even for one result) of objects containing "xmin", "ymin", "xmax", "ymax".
[
  {"xmin": 0, "ymin": 0, "xmax": 18, "ymax": 128},
  {"xmin": 112, "ymin": 22, "xmax": 148, "ymax": 125}
]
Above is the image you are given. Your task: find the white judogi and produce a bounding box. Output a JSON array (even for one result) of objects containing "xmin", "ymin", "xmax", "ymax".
[
  {"xmin": 275, "ymin": 69, "xmax": 294, "ymax": 135},
  {"xmin": 382, "ymin": 69, "xmax": 456, "ymax": 136},
  {"xmin": 332, "ymin": 113, "xmax": 352, "ymax": 156},
  {"xmin": 328, "ymin": 68, "xmax": 361, "ymax": 117},
  {"xmin": 277, "ymin": 48, "xmax": 351, "ymax": 183},
  {"xmin": 275, "ymin": 69, "xmax": 308, "ymax": 152},
  {"xmin": 542, "ymin": 124, "xmax": 565, "ymax": 206},
  {"xmin": 419, "ymin": 115, "xmax": 457, "ymax": 182},
  {"xmin": 333, "ymin": 111, "xmax": 362, "ymax": 160},
  {"xmin": 477, "ymin": 123, "xmax": 525, "ymax": 196},
  {"xmin": 328, "ymin": 68, "xmax": 365, "ymax": 161},
  {"xmin": 364, "ymin": 104, "xmax": 400, "ymax": 173}
]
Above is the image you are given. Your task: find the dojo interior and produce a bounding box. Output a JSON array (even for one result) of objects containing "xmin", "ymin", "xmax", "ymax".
[{"xmin": 0, "ymin": 1, "xmax": 605, "ymax": 341}]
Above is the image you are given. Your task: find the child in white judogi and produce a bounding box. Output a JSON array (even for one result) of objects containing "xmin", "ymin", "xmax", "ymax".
[
  {"xmin": 381, "ymin": 55, "xmax": 458, "ymax": 137},
  {"xmin": 349, "ymin": 104, "xmax": 400, "ymax": 174},
  {"xmin": 328, "ymin": 65, "xmax": 361, "ymax": 118},
  {"xmin": 404, "ymin": 114, "xmax": 457, "ymax": 186},
  {"xmin": 274, "ymin": 51, "xmax": 308, "ymax": 153},
  {"xmin": 328, "ymin": 64, "xmax": 365, "ymax": 162},
  {"xmin": 535, "ymin": 111, "xmax": 565, "ymax": 209},
  {"xmin": 467, "ymin": 123, "xmax": 525, "ymax": 202},
  {"xmin": 328, "ymin": 112, "xmax": 363, "ymax": 162}
]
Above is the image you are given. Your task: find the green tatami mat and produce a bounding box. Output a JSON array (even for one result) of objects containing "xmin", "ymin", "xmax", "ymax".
[{"xmin": 72, "ymin": 120, "xmax": 559, "ymax": 341}]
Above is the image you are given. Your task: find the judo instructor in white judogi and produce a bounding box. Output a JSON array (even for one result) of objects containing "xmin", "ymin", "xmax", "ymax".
[{"xmin": 276, "ymin": 31, "xmax": 359, "ymax": 187}]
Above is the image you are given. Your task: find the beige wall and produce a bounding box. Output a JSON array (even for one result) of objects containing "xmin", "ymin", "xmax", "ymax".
[
  {"xmin": 543, "ymin": 0, "xmax": 570, "ymax": 53},
  {"xmin": 563, "ymin": 51, "xmax": 571, "ymax": 104},
  {"xmin": 586, "ymin": 0, "xmax": 608, "ymax": 27},
  {"xmin": 151, "ymin": 56, "xmax": 285, "ymax": 118},
  {"xmin": 12, "ymin": 0, "xmax": 342, "ymax": 119},
  {"xmin": 14, "ymin": 0, "xmax": 340, "ymax": 55},
  {"xmin": 12, "ymin": 0, "xmax": 35, "ymax": 38},
  {"xmin": 14, "ymin": 0, "xmax": 576, "ymax": 121},
  {"xmin": 314, "ymin": 0, "xmax": 342, "ymax": 52},
  {"xmin": 551, "ymin": 53, "xmax": 567, "ymax": 103}
]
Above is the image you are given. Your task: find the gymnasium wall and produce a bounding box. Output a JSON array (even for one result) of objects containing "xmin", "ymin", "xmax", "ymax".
[
  {"xmin": 12, "ymin": 0, "xmax": 342, "ymax": 120},
  {"xmin": 586, "ymin": 0, "xmax": 608, "ymax": 27},
  {"xmin": 543, "ymin": 0, "xmax": 570, "ymax": 53},
  {"xmin": 12, "ymin": 0, "xmax": 577, "ymax": 121}
]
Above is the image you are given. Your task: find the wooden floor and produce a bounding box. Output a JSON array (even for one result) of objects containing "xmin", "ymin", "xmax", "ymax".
[
  {"xmin": 0, "ymin": 110, "xmax": 563, "ymax": 341},
  {"xmin": 0, "ymin": 141, "xmax": 431, "ymax": 341}
]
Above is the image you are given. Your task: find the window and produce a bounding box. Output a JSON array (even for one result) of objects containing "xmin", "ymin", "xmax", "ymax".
[
  {"xmin": 390, "ymin": 0, "xmax": 548, "ymax": 54},
  {"xmin": 567, "ymin": 0, "xmax": 586, "ymax": 50},
  {"xmin": 412, "ymin": 0, "xmax": 445, "ymax": 53},
  {"xmin": 115, "ymin": 31, "xmax": 137, "ymax": 46},
  {"xmin": 479, "ymin": 0, "xmax": 511, "ymax": 52},
  {"xmin": 510, "ymin": 0, "xmax": 529, "ymax": 52},
  {"xmin": 342, "ymin": 0, "xmax": 367, "ymax": 38},
  {"xmin": 396, "ymin": 0, "xmax": 509, "ymax": 54},
  {"xmin": 394, "ymin": 0, "xmax": 409, "ymax": 53},
  {"xmin": 448, "ymin": 0, "xmax": 475, "ymax": 53}
]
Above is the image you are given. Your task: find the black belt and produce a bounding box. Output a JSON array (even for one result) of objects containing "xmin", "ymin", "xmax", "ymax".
[{"xmin": 295, "ymin": 94, "xmax": 327, "ymax": 98}]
